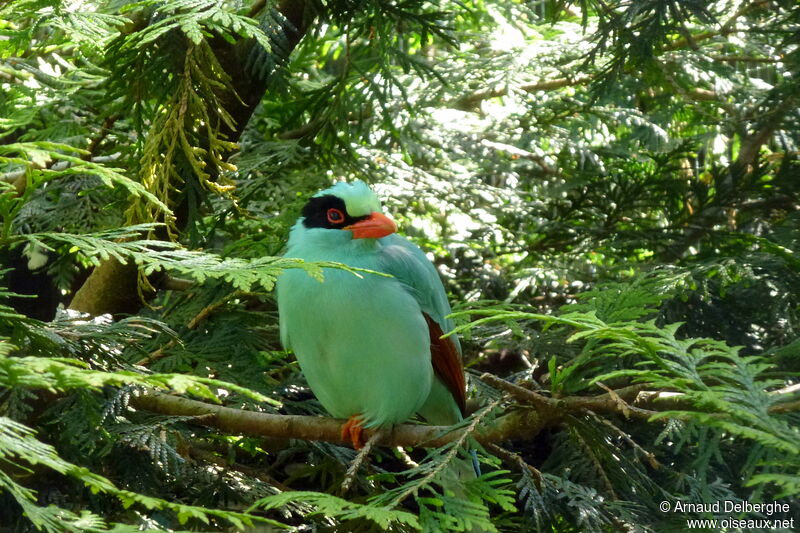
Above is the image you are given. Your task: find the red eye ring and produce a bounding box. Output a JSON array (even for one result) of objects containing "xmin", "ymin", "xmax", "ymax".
[{"xmin": 326, "ymin": 208, "xmax": 345, "ymax": 224}]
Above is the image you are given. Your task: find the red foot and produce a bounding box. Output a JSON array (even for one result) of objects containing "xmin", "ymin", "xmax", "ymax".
[{"xmin": 341, "ymin": 415, "xmax": 366, "ymax": 449}]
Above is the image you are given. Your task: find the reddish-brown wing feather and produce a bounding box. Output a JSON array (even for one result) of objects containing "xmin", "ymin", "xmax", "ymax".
[{"xmin": 423, "ymin": 313, "xmax": 466, "ymax": 416}]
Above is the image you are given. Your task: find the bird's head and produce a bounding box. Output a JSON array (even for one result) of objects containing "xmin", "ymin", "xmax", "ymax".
[{"xmin": 295, "ymin": 180, "xmax": 397, "ymax": 242}]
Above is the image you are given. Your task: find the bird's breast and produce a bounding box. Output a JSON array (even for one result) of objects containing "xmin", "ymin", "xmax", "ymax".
[{"xmin": 276, "ymin": 253, "xmax": 433, "ymax": 426}]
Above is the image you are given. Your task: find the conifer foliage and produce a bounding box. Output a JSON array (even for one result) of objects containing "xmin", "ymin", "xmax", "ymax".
[{"xmin": 1, "ymin": 0, "xmax": 799, "ymax": 531}]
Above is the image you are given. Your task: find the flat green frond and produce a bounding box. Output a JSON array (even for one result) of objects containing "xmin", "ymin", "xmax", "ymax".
[
  {"xmin": 0, "ymin": 416, "xmax": 277, "ymax": 530},
  {"xmin": 252, "ymin": 491, "xmax": 419, "ymax": 529}
]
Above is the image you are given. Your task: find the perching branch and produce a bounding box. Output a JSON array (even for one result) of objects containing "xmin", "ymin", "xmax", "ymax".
[
  {"xmin": 130, "ymin": 377, "xmax": 800, "ymax": 449},
  {"xmin": 130, "ymin": 391, "xmax": 547, "ymax": 448}
]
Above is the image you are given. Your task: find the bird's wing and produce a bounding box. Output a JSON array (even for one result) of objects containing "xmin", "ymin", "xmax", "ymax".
[{"xmin": 379, "ymin": 234, "xmax": 466, "ymax": 415}]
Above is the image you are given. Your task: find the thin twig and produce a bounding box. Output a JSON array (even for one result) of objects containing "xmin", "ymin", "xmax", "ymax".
[
  {"xmin": 770, "ymin": 399, "xmax": 800, "ymax": 414},
  {"xmin": 340, "ymin": 430, "xmax": 383, "ymax": 495},
  {"xmin": 82, "ymin": 115, "xmax": 120, "ymax": 161},
  {"xmin": 389, "ymin": 398, "xmax": 503, "ymax": 506},
  {"xmin": 485, "ymin": 442, "xmax": 543, "ymax": 489},
  {"xmin": 479, "ymin": 373, "xmax": 555, "ymax": 409},
  {"xmin": 588, "ymin": 411, "xmax": 661, "ymax": 469},
  {"xmin": 571, "ymin": 422, "xmax": 617, "ymax": 499},
  {"xmin": 591, "ymin": 381, "xmax": 660, "ymax": 420},
  {"xmin": 160, "ymin": 276, "xmax": 194, "ymax": 291},
  {"xmin": 596, "ymin": 382, "xmax": 631, "ymax": 418},
  {"xmin": 135, "ymin": 291, "xmax": 242, "ymax": 366},
  {"xmin": 189, "ymin": 446, "xmax": 292, "ymax": 492},
  {"xmin": 452, "ymin": 76, "xmax": 592, "ymax": 110},
  {"xmin": 395, "ymin": 446, "xmax": 420, "ymax": 469}
]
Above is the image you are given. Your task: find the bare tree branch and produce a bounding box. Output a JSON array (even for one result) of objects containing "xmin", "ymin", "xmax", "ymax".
[
  {"xmin": 128, "ymin": 367, "xmax": 800, "ymax": 450},
  {"xmin": 130, "ymin": 391, "xmax": 546, "ymax": 448}
]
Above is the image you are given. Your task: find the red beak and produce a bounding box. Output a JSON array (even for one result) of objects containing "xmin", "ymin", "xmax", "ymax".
[{"xmin": 345, "ymin": 211, "xmax": 397, "ymax": 239}]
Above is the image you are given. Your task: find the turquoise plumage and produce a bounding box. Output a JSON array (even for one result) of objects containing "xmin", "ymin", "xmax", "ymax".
[{"xmin": 276, "ymin": 181, "xmax": 466, "ymax": 446}]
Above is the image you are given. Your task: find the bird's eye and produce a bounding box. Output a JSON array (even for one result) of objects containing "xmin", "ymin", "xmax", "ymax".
[{"xmin": 326, "ymin": 208, "xmax": 345, "ymax": 224}]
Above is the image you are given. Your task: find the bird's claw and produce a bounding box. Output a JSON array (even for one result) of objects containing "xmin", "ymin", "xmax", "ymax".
[{"xmin": 341, "ymin": 415, "xmax": 366, "ymax": 449}]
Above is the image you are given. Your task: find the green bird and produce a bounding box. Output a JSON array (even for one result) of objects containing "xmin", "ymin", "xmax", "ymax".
[{"xmin": 276, "ymin": 180, "xmax": 467, "ymax": 449}]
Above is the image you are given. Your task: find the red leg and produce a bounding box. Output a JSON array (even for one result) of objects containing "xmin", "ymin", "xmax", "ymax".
[{"xmin": 341, "ymin": 415, "xmax": 366, "ymax": 449}]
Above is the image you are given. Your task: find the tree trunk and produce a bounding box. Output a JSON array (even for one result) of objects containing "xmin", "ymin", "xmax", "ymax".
[{"xmin": 70, "ymin": 0, "xmax": 313, "ymax": 316}]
